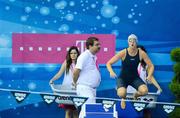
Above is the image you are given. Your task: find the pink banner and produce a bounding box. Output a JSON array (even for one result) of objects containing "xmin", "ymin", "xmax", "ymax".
[{"xmin": 12, "ymin": 33, "xmax": 115, "ymax": 64}]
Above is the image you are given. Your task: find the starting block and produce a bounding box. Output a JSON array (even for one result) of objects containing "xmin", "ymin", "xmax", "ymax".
[
  {"xmin": 127, "ymin": 86, "xmax": 160, "ymax": 108},
  {"xmin": 84, "ymin": 103, "xmax": 118, "ymax": 118},
  {"xmin": 50, "ymin": 84, "xmax": 76, "ymax": 104},
  {"xmin": 126, "ymin": 92, "xmax": 159, "ymax": 108}
]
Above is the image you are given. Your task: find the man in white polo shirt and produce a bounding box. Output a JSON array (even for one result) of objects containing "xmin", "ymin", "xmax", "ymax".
[{"xmin": 73, "ymin": 37, "xmax": 101, "ymax": 118}]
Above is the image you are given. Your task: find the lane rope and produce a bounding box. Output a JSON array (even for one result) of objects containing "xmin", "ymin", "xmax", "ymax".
[{"xmin": 0, "ymin": 88, "xmax": 180, "ymax": 106}]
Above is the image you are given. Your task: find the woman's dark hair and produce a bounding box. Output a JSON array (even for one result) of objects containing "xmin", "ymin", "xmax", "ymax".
[
  {"xmin": 86, "ymin": 37, "xmax": 99, "ymax": 49},
  {"xmin": 66, "ymin": 46, "xmax": 80, "ymax": 73},
  {"xmin": 138, "ymin": 45, "xmax": 147, "ymax": 68}
]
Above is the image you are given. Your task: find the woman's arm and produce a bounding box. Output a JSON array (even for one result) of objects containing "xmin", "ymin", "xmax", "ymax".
[
  {"xmin": 141, "ymin": 50, "xmax": 154, "ymax": 80},
  {"xmin": 106, "ymin": 49, "xmax": 125, "ymax": 78}
]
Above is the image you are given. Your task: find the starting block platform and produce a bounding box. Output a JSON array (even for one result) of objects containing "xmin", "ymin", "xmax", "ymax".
[
  {"xmin": 126, "ymin": 86, "xmax": 160, "ymax": 108},
  {"xmin": 50, "ymin": 84, "xmax": 76, "ymax": 105},
  {"xmin": 126, "ymin": 92, "xmax": 159, "ymax": 108}
]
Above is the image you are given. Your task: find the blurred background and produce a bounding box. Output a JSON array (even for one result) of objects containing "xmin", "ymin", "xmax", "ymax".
[{"xmin": 0, "ymin": 0, "xmax": 180, "ymax": 117}]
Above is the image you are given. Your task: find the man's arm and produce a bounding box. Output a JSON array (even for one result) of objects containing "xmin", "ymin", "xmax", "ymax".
[{"xmin": 73, "ymin": 68, "xmax": 81, "ymax": 84}]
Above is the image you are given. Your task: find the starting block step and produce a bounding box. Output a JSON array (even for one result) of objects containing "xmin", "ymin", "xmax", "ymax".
[
  {"xmin": 86, "ymin": 113, "xmax": 115, "ymax": 118},
  {"xmin": 84, "ymin": 103, "xmax": 118, "ymax": 118}
]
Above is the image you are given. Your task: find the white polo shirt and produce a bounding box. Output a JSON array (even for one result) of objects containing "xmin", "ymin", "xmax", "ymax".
[{"xmin": 75, "ymin": 50, "xmax": 101, "ymax": 88}]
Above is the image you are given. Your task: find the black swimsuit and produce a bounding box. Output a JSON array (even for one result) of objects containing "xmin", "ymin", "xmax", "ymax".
[{"xmin": 117, "ymin": 49, "xmax": 145, "ymax": 90}]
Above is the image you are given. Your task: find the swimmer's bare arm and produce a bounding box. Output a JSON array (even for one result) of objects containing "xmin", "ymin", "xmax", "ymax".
[
  {"xmin": 106, "ymin": 49, "xmax": 126, "ymax": 78},
  {"xmin": 140, "ymin": 50, "xmax": 154, "ymax": 80}
]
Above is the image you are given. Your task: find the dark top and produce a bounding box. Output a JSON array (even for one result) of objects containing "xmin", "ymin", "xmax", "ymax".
[{"xmin": 120, "ymin": 48, "xmax": 140, "ymax": 80}]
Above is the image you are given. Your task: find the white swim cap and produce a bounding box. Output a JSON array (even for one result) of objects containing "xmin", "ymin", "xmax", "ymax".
[{"xmin": 128, "ymin": 34, "xmax": 138, "ymax": 43}]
